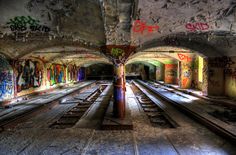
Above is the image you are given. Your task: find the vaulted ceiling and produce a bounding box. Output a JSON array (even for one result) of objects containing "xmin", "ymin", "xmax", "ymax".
[{"xmin": 0, "ymin": 0, "xmax": 235, "ymax": 65}]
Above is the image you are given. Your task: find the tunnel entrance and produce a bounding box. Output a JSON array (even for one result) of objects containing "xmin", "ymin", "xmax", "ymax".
[{"xmin": 85, "ymin": 63, "xmax": 114, "ymax": 80}]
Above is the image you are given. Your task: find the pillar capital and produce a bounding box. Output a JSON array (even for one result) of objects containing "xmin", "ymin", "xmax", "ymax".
[{"xmin": 100, "ymin": 45, "xmax": 136, "ymax": 65}]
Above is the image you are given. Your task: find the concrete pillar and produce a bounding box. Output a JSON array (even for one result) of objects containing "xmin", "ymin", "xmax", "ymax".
[
  {"xmin": 156, "ymin": 64, "xmax": 164, "ymax": 81},
  {"xmin": 180, "ymin": 61, "xmax": 194, "ymax": 89},
  {"xmin": 113, "ymin": 64, "xmax": 126, "ymax": 119},
  {"xmin": 164, "ymin": 64, "xmax": 177, "ymax": 84},
  {"xmin": 202, "ymin": 58, "xmax": 208, "ymax": 95}
]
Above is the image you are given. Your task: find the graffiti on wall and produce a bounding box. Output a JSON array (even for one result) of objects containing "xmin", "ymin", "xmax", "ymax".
[
  {"xmin": 15, "ymin": 59, "xmax": 43, "ymax": 92},
  {"xmin": 181, "ymin": 62, "xmax": 193, "ymax": 88},
  {"xmin": 78, "ymin": 67, "xmax": 85, "ymax": 81},
  {"xmin": 47, "ymin": 64, "xmax": 66, "ymax": 86},
  {"xmin": 132, "ymin": 20, "xmax": 159, "ymax": 34},
  {"xmin": 178, "ymin": 54, "xmax": 192, "ymax": 62},
  {"xmin": 185, "ymin": 23, "xmax": 209, "ymax": 32},
  {"xmin": 68, "ymin": 64, "xmax": 79, "ymax": 82},
  {"xmin": 165, "ymin": 64, "xmax": 177, "ymax": 84},
  {"xmin": 111, "ymin": 48, "xmax": 125, "ymax": 59},
  {"xmin": 6, "ymin": 16, "xmax": 50, "ymax": 33},
  {"xmin": 0, "ymin": 55, "xmax": 13, "ymax": 100}
]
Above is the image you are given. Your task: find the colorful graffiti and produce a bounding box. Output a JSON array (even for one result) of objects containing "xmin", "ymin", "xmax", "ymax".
[
  {"xmin": 47, "ymin": 64, "xmax": 66, "ymax": 86},
  {"xmin": 68, "ymin": 65, "xmax": 79, "ymax": 82},
  {"xmin": 15, "ymin": 59, "xmax": 43, "ymax": 92},
  {"xmin": 132, "ymin": 20, "xmax": 159, "ymax": 34},
  {"xmin": 185, "ymin": 22, "xmax": 209, "ymax": 32},
  {"xmin": 178, "ymin": 53, "xmax": 192, "ymax": 62},
  {"xmin": 180, "ymin": 62, "xmax": 193, "ymax": 89},
  {"xmin": 0, "ymin": 55, "xmax": 13, "ymax": 100},
  {"xmin": 6, "ymin": 16, "xmax": 50, "ymax": 33},
  {"xmin": 165, "ymin": 64, "xmax": 177, "ymax": 84}
]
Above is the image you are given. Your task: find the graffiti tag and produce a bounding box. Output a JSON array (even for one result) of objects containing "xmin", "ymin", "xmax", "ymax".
[
  {"xmin": 111, "ymin": 48, "xmax": 125, "ymax": 59},
  {"xmin": 185, "ymin": 22, "xmax": 209, "ymax": 32},
  {"xmin": 6, "ymin": 16, "xmax": 50, "ymax": 33},
  {"xmin": 178, "ymin": 53, "xmax": 192, "ymax": 62},
  {"xmin": 132, "ymin": 20, "xmax": 159, "ymax": 34}
]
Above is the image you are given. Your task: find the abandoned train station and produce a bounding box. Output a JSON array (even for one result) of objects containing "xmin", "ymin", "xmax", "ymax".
[{"xmin": 0, "ymin": 0, "xmax": 236, "ymax": 154}]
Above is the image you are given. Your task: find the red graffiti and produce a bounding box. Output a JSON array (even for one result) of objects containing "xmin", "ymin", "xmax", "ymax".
[
  {"xmin": 182, "ymin": 78, "xmax": 188, "ymax": 87},
  {"xmin": 178, "ymin": 53, "xmax": 192, "ymax": 62},
  {"xmin": 132, "ymin": 20, "xmax": 159, "ymax": 34},
  {"xmin": 165, "ymin": 64, "xmax": 177, "ymax": 69},
  {"xmin": 185, "ymin": 23, "xmax": 209, "ymax": 32}
]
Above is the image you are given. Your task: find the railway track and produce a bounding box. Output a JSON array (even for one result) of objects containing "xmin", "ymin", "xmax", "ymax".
[
  {"xmin": 133, "ymin": 80, "xmax": 236, "ymax": 143},
  {"xmin": 130, "ymin": 83, "xmax": 178, "ymax": 128},
  {"xmin": 50, "ymin": 85, "xmax": 107, "ymax": 129},
  {"xmin": 0, "ymin": 81, "xmax": 97, "ymax": 131}
]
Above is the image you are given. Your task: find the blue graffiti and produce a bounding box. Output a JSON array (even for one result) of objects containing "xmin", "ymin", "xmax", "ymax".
[
  {"xmin": 0, "ymin": 80, "xmax": 13, "ymax": 99},
  {"xmin": 58, "ymin": 71, "xmax": 64, "ymax": 83}
]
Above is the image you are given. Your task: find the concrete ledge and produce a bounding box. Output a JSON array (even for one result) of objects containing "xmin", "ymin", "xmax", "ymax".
[
  {"xmin": 73, "ymin": 85, "xmax": 113, "ymax": 129},
  {"xmin": 101, "ymin": 97, "xmax": 133, "ymax": 130}
]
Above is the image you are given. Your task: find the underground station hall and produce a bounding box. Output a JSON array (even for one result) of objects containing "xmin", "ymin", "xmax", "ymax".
[{"xmin": 0, "ymin": 0, "xmax": 236, "ymax": 154}]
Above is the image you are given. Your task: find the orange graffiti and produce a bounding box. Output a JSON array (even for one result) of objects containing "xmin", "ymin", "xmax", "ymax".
[
  {"xmin": 178, "ymin": 53, "xmax": 192, "ymax": 62},
  {"xmin": 165, "ymin": 64, "xmax": 177, "ymax": 69},
  {"xmin": 182, "ymin": 78, "xmax": 188, "ymax": 87}
]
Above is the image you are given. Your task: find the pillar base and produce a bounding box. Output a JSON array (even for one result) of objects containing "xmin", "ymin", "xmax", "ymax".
[{"xmin": 102, "ymin": 98, "xmax": 133, "ymax": 130}]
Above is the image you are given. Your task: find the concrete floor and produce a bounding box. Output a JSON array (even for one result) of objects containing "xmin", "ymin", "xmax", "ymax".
[{"xmin": 0, "ymin": 85, "xmax": 235, "ymax": 155}]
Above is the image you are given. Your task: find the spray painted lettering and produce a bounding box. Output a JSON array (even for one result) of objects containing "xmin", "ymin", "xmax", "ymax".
[
  {"xmin": 7, "ymin": 16, "xmax": 50, "ymax": 33},
  {"xmin": 178, "ymin": 53, "xmax": 192, "ymax": 62},
  {"xmin": 185, "ymin": 23, "xmax": 209, "ymax": 32},
  {"xmin": 132, "ymin": 20, "xmax": 159, "ymax": 34}
]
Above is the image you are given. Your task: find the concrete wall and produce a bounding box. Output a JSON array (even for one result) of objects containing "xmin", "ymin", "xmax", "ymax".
[{"xmin": 225, "ymin": 56, "xmax": 236, "ymax": 98}]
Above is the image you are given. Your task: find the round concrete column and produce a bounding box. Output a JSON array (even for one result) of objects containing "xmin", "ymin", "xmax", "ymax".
[
  {"xmin": 113, "ymin": 64, "xmax": 126, "ymax": 119},
  {"xmin": 180, "ymin": 61, "xmax": 193, "ymax": 89}
]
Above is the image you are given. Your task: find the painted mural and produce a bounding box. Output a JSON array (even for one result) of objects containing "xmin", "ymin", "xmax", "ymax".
[
  {"xmin": 15, "ymin": 59, "xmax": 43, "ymax": 92},
  {"xmin": 47, "ymin": 64, "xmax": 66, "ymax": 86},
  {"xmin": 68, "ymin": 64, "xmax": 78, "ymax": 82},
  {"xmin": 164, "ymin": 64, "xmax": 177, "ymax": 84},
  {"xmin": 0, "ymin": 55, "xmax": 14, "ymax": 101}
]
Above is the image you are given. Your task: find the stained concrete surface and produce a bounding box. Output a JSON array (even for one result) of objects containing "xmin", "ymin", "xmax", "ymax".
[{"xmin": 0, "ymin": 85, "xmax": 235, "ymax": 155}]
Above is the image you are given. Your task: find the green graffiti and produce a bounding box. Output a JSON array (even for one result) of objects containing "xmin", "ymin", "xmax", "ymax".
[
  {"xmin": 6, "ymin": 16, "xmax": 50, "ymax": 32},
  {"xmin": 7, "ymin": 16, "xmax": 40, "ymax": 28},
  {"xmin": 111, "ymin": 48, "xmax": 124, "ymax": 58}
]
